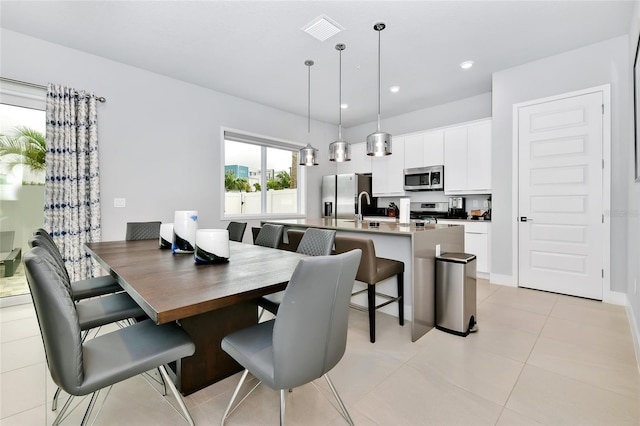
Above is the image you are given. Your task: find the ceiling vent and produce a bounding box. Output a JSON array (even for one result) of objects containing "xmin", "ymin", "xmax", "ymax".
[{"xmin": 302, "ymin": 15, "xmax": 344, "ymax": 42}]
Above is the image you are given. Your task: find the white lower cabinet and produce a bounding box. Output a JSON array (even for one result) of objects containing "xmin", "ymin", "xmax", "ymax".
[{"xmin": 438, "ymin": 220, "xmax": 490, "ymax": 276}]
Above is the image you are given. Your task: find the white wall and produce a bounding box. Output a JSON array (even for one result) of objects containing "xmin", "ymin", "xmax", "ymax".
[
  {"xmin": 345, "ymin": 92, "xmax": 492, "ymax": 143},
  {"xmin": 0, "ymin": 29, "xmax": 338, "ymax": 241},
  {"xmin": 627, "ymin": 0, "xmax": 640, "ymax": 362},
  {"xmin": 491, "ymin": 36, "xmax": 630, "ymax": 295}
]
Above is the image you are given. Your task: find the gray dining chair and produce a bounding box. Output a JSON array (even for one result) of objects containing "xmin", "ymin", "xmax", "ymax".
[
  {"xmin": 24, "ymin": 246, "xmax": 196, "ymax": 426},
  {"xmin": 28, "ymin": 237, "xmax": 148, "ymax": 410},
  {"xmin": 221, "ymin": 249, "xmax": 361, "ymax": 426},
  {"xmin": 227, "ymin": 221, "xmax": 247, "ymax": 242},
  {"xmin": 258, "ymin": 228, "xmax": 336, "ymax": 316},
  {"xmin": 253, "ymin": 223, "xmax": 284, "ymax": 249},
  {"xmin": 335, "ymin": 235, "xmax": 405, "ymax": 343},
  {"xmin": 30, "ymin": 231, "xmax": 122, "ymax": 301},
  {"xmin": 125, "ymin": 221, "xmax": 162, "ymax": 240}
]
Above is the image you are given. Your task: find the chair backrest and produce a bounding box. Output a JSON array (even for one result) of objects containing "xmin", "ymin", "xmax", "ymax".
[
  {"xmin": 23, "ymin": 247, "xmax": 84, "ymax": 394},
  {"xmin": 296, "ymin": 228, "xmax": 336, "ymax": 256},
  {"xmin": 334, "ymin": 235, "xmax": 377, "ymax": 284},
  {"xmin": 125, "ymin": 221, "xmax": 162, "ymax": 241},
  {"xmin": 254, "ymin": 224, "xmax": 284, "ymax": 249},
  {"xmin": 272, "ymin": 249, "xmax": 361, "ymax": 389},
  {"xmin": 227, "ymin": 221, "xmax": 247, "ymax": 243},
  {"xmin": 28, "ymin": 234, "xmax": 71, "ymax": 282}
]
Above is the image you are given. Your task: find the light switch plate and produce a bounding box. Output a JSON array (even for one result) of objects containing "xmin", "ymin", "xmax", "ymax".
[{"xmin": 114, "ymin": 198, "xmax": 126, "ymax": 208}]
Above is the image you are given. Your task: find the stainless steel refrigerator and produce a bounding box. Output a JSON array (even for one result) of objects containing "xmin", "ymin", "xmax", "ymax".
[{"xmin": 321, "ymin": 173, "xmax": 374, "ymax": 219}]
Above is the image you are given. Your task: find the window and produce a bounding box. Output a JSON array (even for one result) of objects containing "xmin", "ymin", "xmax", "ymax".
[
  {"xmin": 0, "ymin": 82, "xmax": 46, "ymax": 300},
  {"xmin": 222, "ymin": 130, "xmax": 305, "ymax": 218}
]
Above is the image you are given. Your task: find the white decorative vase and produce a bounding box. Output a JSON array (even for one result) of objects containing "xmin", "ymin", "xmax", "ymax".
[
  {"xmin": 195, "ymin": 229, "xmax": 230, "ymax": 264},
  {"xmin": 159, "ymin": 223, "xmax": 173, "ymax": 249},
  {"xmin": 172, "ymin": 210, "xmax": 198, "ymax": 254}
]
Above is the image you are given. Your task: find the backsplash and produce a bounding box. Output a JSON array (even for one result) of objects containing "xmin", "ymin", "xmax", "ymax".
[{"xmin": 375, "ymin": 193, "xmax": 491, "ymax": 218}]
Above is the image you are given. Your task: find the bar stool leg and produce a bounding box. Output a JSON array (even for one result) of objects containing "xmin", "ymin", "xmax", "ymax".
[
  {"xmin": 368, "ymin": 284, "xmax": 376, "ymax": 343},
  {"xmin": 397, "ymin": 272, "xmax": 404, "ymax": 326}
]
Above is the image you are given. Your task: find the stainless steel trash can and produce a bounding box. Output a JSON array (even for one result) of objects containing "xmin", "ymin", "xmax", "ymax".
[{"xmin": 435, "ymin": 252, "xmax": 477, "ymax": 336}]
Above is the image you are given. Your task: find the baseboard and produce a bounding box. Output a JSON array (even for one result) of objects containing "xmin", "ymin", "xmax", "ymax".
[
  {"xmin": 624, "ymin": 296, "xmax": 640, "ymax": 373},
  {"xmin": 603, "ymin": 290, "xmax": 627, "ymax": 306},
  {"xmin": 489, "ymin": 273, "xmax": 516, "ymax": 287}
]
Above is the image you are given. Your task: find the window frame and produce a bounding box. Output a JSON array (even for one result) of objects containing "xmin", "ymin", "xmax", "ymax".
[{"xmin": 220, "ymin": 127, "xmax": 307, "ymax": 220}]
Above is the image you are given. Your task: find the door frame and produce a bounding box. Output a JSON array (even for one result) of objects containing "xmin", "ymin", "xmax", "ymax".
[{"xmin": 511, "ymin": 85, "xmax": 615, "ymax": 302}]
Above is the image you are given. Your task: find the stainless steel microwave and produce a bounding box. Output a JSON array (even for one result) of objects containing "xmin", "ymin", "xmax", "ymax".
[{"xmin": 403, "ymin": 165, "xmax": 444, "ymax": 191}]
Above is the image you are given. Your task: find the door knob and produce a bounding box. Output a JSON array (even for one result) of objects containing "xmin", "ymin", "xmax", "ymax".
[{"xmin": 520, "ymin": 217, "xmax": 533, "ymax": 222}]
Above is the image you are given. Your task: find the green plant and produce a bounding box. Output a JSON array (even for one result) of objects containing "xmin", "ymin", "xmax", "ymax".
[
  {"xmin": 224, "ymin": 170, "xmax": 250, "ymax": 192},
  {"xmin": 266, "ymin": 170, "xmax": 291, "ymax": 190},
  {"xmin": 253, "ymin": 182, "xmax": 261, "ymax": 191},
  {"xmin": 0, "ymin": 126, "xmax": 46, "ymax": 173}
]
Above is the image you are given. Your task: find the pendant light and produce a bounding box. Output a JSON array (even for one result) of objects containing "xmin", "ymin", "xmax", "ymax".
[
  {"xmin": 329, "ymin": 43, "xmax": 350, "ymax": 162},
  {"xmin": 299, "ymin": 60, "xmax": 319, "ymax": 166},
  {"xmin": 366, "ymin": 22, "xmax": 392, "ymax": 156}
]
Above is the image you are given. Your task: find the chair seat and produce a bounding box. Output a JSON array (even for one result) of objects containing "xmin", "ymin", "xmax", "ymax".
[
  {"xmin": 71, "ymin": 276, "xmax": 122, "ymax": 301},
  {"xmin": 76, "ymin": 293, "xmax": 146, "ymax": 330},
  {"xmin": 373, "ymin": 257, "xmax": 404, "ymax": 284},
  {"xmin": 74, "ymin": 319, "xmax": 195, "ymax": 396},
  {"xmin": 221, "ymin": 320, "xmax": 276, "ymax": 387}
]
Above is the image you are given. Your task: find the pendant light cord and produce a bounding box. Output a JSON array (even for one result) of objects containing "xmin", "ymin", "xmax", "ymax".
[
  {"xmin": 308, "ymin": 62, "xmax": 311, "ymax": 136},
  {"xmin": 376, "ymin": 25, "xmax": 382, "ymax": 132},
  {"xmin": 338, "ymin": 45, "xmax": 343, "ymax": 140}
]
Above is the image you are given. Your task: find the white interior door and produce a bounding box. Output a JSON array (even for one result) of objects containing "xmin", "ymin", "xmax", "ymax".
[{"xmin": 518, "ymin": 91, "xmax": 603, "ymax": 300}]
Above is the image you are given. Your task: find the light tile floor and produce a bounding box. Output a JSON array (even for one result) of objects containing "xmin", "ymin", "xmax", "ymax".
[{"xmin": 1, "ymin": 280, "xmax": 639, "ymax": 425}]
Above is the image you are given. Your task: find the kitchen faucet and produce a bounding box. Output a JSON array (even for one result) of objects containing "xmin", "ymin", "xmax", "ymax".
[{"xmin": 357, "ymin": 191, "xmax": 371, "ymax": 222}]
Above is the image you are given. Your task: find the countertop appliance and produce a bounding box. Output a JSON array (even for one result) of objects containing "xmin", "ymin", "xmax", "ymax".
[
  {"xmin": 448, "ymin": 196, "xmax": 467, "ymax": 219},
  {"xmin": 322, "ymin": 173, "xmax": 375, "ymax": 219},
  {"xmin": 403, "ymin": 165, "xmax": 444, "ymax": 191},
  {"xmin": 410, "ymin": 201, "xmax": 450, "ymax": 222}
]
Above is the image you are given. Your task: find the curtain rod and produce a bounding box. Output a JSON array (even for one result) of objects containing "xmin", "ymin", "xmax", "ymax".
[{"xmin": 0, "ymin": 76, "xmax": 107, "ymax": 103}]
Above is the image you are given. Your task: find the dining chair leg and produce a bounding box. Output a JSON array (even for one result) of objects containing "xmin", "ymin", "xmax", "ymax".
[
  {"xmin": 324, "ymin": 374, "xmax": 354, "ymax": 426},
  {"xmin": 397, "ymin": 272, "xmax": 404, "ymax": 326},
  {"xmin": 367, "ymin": 284, "xmax": 376, "ymax": 343},
  {"xmin": 221, "ymin": 369, "xmax": 249, "ymax": 425},
  {"xmin": 52, "ymin": 394, "xmax": 74, "ymax": 426},
  {"xmin": 159, "ymin": 365, "xmax": 194, "ymax": 426},
  {"xmin": 80, "ymin": 390, "xmax": 100, "ymax": 426},
  {"xmin": 279, "ymin": 389, "xmax": 286, "ymax": 426},
  {"xmin": 51, "ymin": 387, "xmax": 62, "ymax": 411}
]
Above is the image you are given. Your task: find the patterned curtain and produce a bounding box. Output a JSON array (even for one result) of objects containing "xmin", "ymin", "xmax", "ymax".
[{"xmin": 44, "ymin": 84, "xmax": 102, "ymax": 281}]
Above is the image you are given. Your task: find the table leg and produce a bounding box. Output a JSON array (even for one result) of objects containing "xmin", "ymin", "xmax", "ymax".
[{"xmin": 174, "ymin": 300, "xmax": 257, "ymax": 395}]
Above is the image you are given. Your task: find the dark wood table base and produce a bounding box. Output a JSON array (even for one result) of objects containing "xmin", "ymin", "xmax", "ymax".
[{"xmin": 174, "ymin": 300, "xmax": 257, "ymax": 395}]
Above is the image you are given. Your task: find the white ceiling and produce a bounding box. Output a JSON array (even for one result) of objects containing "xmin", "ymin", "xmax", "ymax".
[{"xmin": 0, "ymin": 1, "xmax": 633, "ymax": 127}]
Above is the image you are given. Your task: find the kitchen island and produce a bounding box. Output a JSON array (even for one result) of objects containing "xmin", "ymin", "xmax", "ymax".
[{"xmin": 262, "ymin": 218, "xmax": 464, "ymax": 341}]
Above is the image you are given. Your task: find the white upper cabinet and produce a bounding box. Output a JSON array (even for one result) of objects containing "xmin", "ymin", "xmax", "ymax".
[
  {"xmin": 423, "ymin": 130, "xmax": 445, "ymax": 166},
  {"xmin": 372, "ymin": 137, "xmax": 405, "ymax": 196},
  {"xmin": 466, "ymin": 120, "xmax": 492, "ymax": 192},
  {"xmin": 336, "ymin": 142, "xmax": 371, "ymax": 175},
  {"xmin": 403, "ymin": 130, "xmax": 444, "ymax": 169},
  {"xmin": 444, "ymin": 119, "xmax": 492, "ymax": 194}
]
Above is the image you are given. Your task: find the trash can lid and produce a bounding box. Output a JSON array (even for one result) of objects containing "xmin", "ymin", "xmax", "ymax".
[{"xmin": 437, "ymin": 252, "xmax": 476, "ymax": 264}]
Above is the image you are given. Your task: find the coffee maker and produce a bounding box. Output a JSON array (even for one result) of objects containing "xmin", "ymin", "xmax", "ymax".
[{"xmin": 448, "ymin": 196, "xmax": 466, "ymax": 219}]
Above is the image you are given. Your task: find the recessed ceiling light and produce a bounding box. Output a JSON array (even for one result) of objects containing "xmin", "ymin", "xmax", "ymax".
[
  {"xmin": 460, "ymin": 60, "xmax": 474, "ymax": 70},
  {"xmin": 302, "ymin": 15, "xmax": 344, "ymax": 42},
  {"xmin": 341, "ymin": 103, "xmax": 348, "ymax": 109},
  {"xmin": 389, "ymin": 86, "xmax": 400, "ymax": 93}
]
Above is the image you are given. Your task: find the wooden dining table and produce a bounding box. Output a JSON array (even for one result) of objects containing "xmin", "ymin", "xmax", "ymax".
[{"xmin": 85, "ymin": 239, "xmax": 306, "ymax": 395}]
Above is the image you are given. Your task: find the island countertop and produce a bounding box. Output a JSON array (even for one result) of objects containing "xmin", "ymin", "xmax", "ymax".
[
  {"xmin": 262, "ymin": 217, "xmax": 465, "ymax": 342},
  {"xmin": 263, "ymin": 218, "xmax": 461, "ymax": 236}
]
